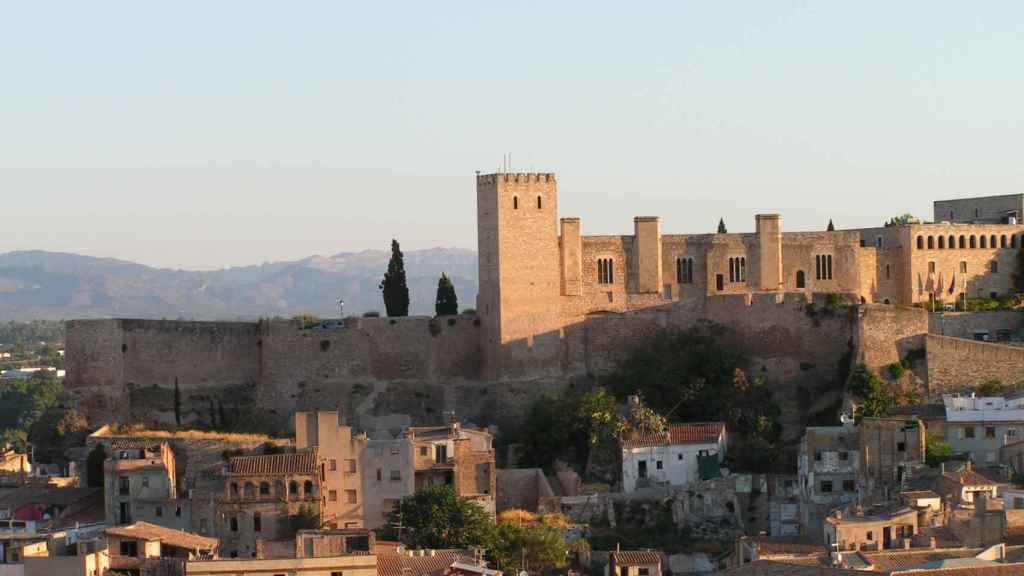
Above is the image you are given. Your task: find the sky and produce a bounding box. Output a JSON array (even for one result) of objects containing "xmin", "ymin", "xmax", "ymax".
[{"xmin": 1, "ymin": 2, "xmax": 1022, "ymax": 270}]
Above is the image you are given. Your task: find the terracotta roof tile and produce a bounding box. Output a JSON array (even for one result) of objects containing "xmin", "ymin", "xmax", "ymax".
[
  {"xmin": 611, "ymin": 551, "xmax": 661, "ymax": 565},
  {"xmin": 229, "ymin": 449, "xmax": 317, "ymax": 476},
  {"xmin": 719, "ymin": 560, "xmax": 865, "ymax": 575},
  {"xmin": 621, "ymin": 422, "xmax": 724, "ymax": 449},
  {"xmin": 943, "ymin": 468, "xmax": 1000, "ymax": 487},
  {"xmin": 377, "ymin": 550, "xmax": 461, "ymax": 576},
  {"xmin": 104, "ymin": 521, "xmax": 218, "ymax": 551}
]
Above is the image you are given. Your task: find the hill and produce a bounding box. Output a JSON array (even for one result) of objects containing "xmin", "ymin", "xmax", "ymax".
[{"xmin": 0, "ymin": 249, "xmax": 478, "ymax": 320}]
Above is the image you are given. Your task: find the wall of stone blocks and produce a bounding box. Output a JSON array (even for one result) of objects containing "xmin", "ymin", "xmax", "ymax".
[
  {"xmin": 925, "ymin": 334, "xmax": 1024, "ymax": 392},
  {"xmin": 929, "ymin": 311, "xmax": 1024, "ymax": 341}
]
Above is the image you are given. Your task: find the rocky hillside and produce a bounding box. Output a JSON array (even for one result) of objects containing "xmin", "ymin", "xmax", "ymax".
[{"xmin": 0, "ymin": 249, "xmax": 478, "ymax": 320}]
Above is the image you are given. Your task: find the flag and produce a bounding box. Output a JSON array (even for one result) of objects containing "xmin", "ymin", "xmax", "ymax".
[{"xmin": 949, "ymin": 274, "xmax": 956, "ymax": 295}]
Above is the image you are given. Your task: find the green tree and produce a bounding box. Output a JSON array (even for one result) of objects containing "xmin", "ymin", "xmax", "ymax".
[
  {"xmin": 0, "ymin": 373, "xmax": 62, "ymax": 450},
  {"xmin": 386, "ymin": 486, "xmax": 495, "ymax": 549},
  {"xmin": 717, "ymin": 218, "xmax": 727, "ymax": 233},
  {"xmin": 380, "ymin": 239, "xmax": 410, "ymax": 317},
  {"xmin": 925, "ymin": 434, "xmax": 954, "ymax": 467},
  {"xmin": 847, "ymin": 364, "xmax": 896, "ymax": 422},
  {"xmin": 491, "ymin": 522, "xmax": 568, "ymax": 573},
  {"xmin": 435, "ymin": 273, "xmax": 459, "ymax": 316},
  {"xmin": 885, "ymin": 213, "xmax": 917, "ymax": 227},
  {"xmin": 86, "ymin": 444, "xmax": 107, "ymax": 487},
  {"xmin": 977, "ymin": 379, "xmax": 1005, "ymax": 397}
]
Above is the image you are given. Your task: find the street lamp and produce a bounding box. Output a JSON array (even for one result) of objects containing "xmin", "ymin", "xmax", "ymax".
[{"xmin": 339, "ymin": 298, "xmax": 345, "ymax": 319}]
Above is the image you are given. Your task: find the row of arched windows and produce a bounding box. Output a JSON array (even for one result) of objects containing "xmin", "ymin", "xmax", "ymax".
[
  {"xmin": 916, "ymin": 233, "xmax": 1020, "ymax": 251},
  {"xmin": 728, "ymin": 257, "xmax": 746, "ymax": 283},
  {"xmin": 676, "ymin": 257, "xmax": 694, "ymax": 284},
  {"xmin": 511, "ymin": 195, "xmax": 543, "ymax": 210},
  {"xmin": 230, "ymin": 479, "xmax": 314, "ymax": 501},
  {"xmin": 597, "ymin": 258, "xmax": 614, "ymax": 284}
]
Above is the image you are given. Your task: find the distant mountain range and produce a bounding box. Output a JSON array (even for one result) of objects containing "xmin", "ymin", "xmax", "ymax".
[{"xmin": 0, "ymin": 249, "xmax": 479, "ymax": 321}]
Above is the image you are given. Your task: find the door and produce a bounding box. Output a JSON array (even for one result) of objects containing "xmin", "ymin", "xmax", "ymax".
[
  {"xmin": 796, "ymin": 270, "xmax": 805, "ymax": 288},
  {"xmin": 715, "ymin": 274, "xmax": 724, "ymax": 291},
  {"xmin": 119, "ymin": 502, "xmax": 130, "ymax": 524},
  {"xmin": 883, "ymin": 526, "xmax": 892, "ymax": 549},
  {"xmin": 435, "ymin": 444, "xmax": 447, "ymax": 464},
  {"xmin": 638, "ymin": 460, "xmax": 647, "ymax": 480}
]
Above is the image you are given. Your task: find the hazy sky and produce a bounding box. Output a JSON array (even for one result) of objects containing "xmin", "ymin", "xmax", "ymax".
[{"xmin": 2, "ymin": 2, "xmax": 1022, "ymax": 270}]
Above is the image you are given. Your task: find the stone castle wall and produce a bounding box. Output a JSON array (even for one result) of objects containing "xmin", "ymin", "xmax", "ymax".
[{"xmin": 925, "ymin": 334, "xmax": 1024, "ymax": 392}]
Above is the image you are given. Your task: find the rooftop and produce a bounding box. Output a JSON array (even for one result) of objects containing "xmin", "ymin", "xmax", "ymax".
[
  {"xmin": 621, "ymin": 422, "xmax": 725, "ymax": 449},
  {"xmin": 377, "ymin": 549, "xmax": 462, "ymax": 576},
  {"xmin": 229, "ymin": 449, "xmax": 318, "ymax": 476},
  {"xmin": 104, "ymin": 521, "xmax": 218, "ymax": 551},
  {"xmin": 611, "ymin": 550, "xmax": 662, "ymax": 565}
]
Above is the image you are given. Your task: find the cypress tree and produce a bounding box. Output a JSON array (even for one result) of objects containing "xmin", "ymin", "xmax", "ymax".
[
  {"xmin": 827, "ymin": 219, "xmax": 835, "ymax": 232},
  {"xmin": 717, "ymin": 218, "xmax": 727, "ymax": 234},
  {"xmin": 380, "ymin": 239, "xmax": 410, "ymax": 317},
  {"xmin": 435, "ymin": 273, "xmax": 458, "ymax": 316}
]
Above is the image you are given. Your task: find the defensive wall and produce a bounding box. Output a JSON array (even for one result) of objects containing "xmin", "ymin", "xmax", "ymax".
[
  {"xmin": 925, "ymin": 334, "xmax": 1024, "ymax": 392},
  {"xmin": 66, "ymin": 292, "xmax": 930, "ymax": 439},
  {"xmin": 928, "ymin": 310, "xmax": 1024, "ymax": 342}
]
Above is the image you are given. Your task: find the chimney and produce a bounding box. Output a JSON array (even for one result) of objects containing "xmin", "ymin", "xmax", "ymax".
[{"xmin": 941, "ymin": 462, "xmax": 945, "ymax": 474}]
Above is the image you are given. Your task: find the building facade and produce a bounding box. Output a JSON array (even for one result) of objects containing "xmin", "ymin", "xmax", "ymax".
[
  {"xmin": 295, "ymin": 411, "xmax": 367, "ymax": 529},
  {"xmin": 944, "ymin": 394, "xmax": 1024, "ymax": 464},
  {"xmin": 103, "ymin": 440, "xmax": 186, "ymax": 528},
  {"xmin": 475, "ymin": 174, "xmax": 1024, "ymax": 375},
  {"xmin": 620, "ymin": 422, "xmax": 727, "ymax": 493},
  {"xmin": 405, "ymin": 424, "xmax": 496, "ymax": 514}
]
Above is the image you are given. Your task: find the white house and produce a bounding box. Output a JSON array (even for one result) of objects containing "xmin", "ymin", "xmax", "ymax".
[{"xmin": 620, "ymin": 422, "xmax": 726, "ymax": 493}]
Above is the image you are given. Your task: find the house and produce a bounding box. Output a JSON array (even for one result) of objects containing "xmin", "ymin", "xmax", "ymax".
[
  {"xmin": 799, "ymin": 425, "xmax": 859, "ymax": 506},
  {"xmin": 361, "ymin": 437, "xmax": 415, "ymax": 529},
  {"xmin": 933, "ymin": 461, "xmax": 1001, "ymax": 508},
  {"xmin": 0, "ymin": 448, "xmax": 29, "ymax": 487},
  {"xmin": 187, "ymin": 528, "xmax": 377, "ymax": 576},
  {"xmin": 405, "ymin": 423, "xmax": 497, "ymax": 513},
  {"xmin": 620, "ymin": 422, "xmax": 727, "ymax": 493},
  {"xmin": 217, "ymin": 449, "xmax": 323, "ymax": 559},
  {"xmin": 105, "ymin": 521, "xmax": 218, "ymax": 575},
  {"xmin": 607, "ymin": 550, "xmax": 662, "ymax": 576},
  {"xmin": 823, "ymin": 505, "xmax": 920, "ymax": 552},
  {"xmin": 944, "ymin": 394, "xmax": 1024, "ymax": 465},
  {"xmin": 104, "ymin": 440, "xmax": 186, "ymax": 528},
  {"xmin": 295, "ymin": 411, "xmax": 367, "ymax": 529},
  {"xmin": 377, "ymin": 549, "xmax": 465, "ymax": 576},
  {"xmin": 857, "ymin": 418, "xmax": 926, "ymax": 501},
  {"xmin": 21, "ymin": 538, "xmax": 108, "ymax": 576}
]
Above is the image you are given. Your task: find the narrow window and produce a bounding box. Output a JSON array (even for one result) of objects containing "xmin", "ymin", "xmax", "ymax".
[
  {"xmin": 230, "ymin": 516, "xmax": 238, "ymax": 532},
  {"xmin": 796, "ymin": 270, "xmax": 805, "ymax": 288},
  {"xmin": 885, "ymin": 264, "xmax": 890, "ymax": 279},
  {"xmin": 960, "ymin": 261, "xmax": 967, "ymax": 274},
  {"xmin": 740, "ymin": 257, "xmax": 746, "ymax": 282},
  {"xmin": 815, "ymin": 255, "xmax": 821, "ymax": 280},
  {"xmin": 346, "ymin": 490, "xmax": 358, "ymax": 504},
  {"xmin": 927, "ymin": 236, "xmax": 934, "ymax": 249},
  {"xmin": 916, "ymin": 236, "xmax": 924, "ymax": 250},
  {"xmin": 513, "ymin": 196, "xmax": 518, "ymax": 210},
  {"xmin": 728, "ymin": 258, "xmax": 735, "ymax": 283},
  {"xmin": 991, "ymin": 234, "xmax": 997, "ymax": 248},
  {"xmin": 537, "ymin": 195, "xmax": 542, "ymax": 209},
  {"xmin": 289, "ymin": 481, "xmax": 298, "ymax": 496},
  {"xmin": 938, "ymin": 236, "xmax": 945, "ymax": 249},
  {"xmin": 155, "ymin": 506, "xmax": 162, "ymax": 517},
  {"xmin": 1013, "ymin": 235, "xmax": 1019, "ymax": 249},
  {"xmin": 827, "ymin": 255, "xmax": 833, "ymax": 280},
  {"xmin": 376, "ymin": 468, "xmax": 382, "ymax": 482},
  {"xmin": 254, "ymin": 512, "xmax": 262, "ymax": 532},
  {"xmin": 970, "ymin": 235, "xmax": 977, "ymax": 249},
  {"xmin": 948, "ymin": 235, "xmax": 955, "ymax": 249},
  {"xmin": 981, "ymin": 235, "xmax": 987, "ymax": 249},
  {"xmin": 928, "ymin": 261, "xmax": 935, "ymax": 274},
  {"xmin": 991, "ymin": 261, "xmax": 998, "ymax": 273},
  {"xmin": 959, "ymin": 235, "xmax": 966, "ymax": 249},
  {"xmin": 876, "ymin": 236, "xmax": 883, "ymax": 248}
]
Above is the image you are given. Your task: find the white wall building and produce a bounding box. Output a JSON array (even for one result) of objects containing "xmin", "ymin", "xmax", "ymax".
[
  {"xmin": 620, "ymin": 422, "xmax": 726, "ymax": 493},
  {"xmin": 944, "ymin": 394, "xmax": 1024, "ymax": 464}
]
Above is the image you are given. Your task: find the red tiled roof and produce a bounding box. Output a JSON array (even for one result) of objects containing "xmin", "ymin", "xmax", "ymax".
[
  {"xmin": 621, "ymin": 422, "xmax": 724, "ymax": 449},
  {"xmin": 104, "ymin": 521, "xmax": 218, "ymax": 550},
  {"xmin": 611, "ymin": 551, "xmax": 661, "ymax": 565},
  {"xmin": 719, "ymin": 560, "xmax": 865, "ymax": 575},
  {"xmin": 229, "ymin": 449, "xmax": 317, "ymax": 476},
  {"xmin": 943, "ymin": 468, "xmax": 999, "ymax": 487},
  {"xmin": 377, "ymin": 550, "xmax": 461, "ymax": 576}
]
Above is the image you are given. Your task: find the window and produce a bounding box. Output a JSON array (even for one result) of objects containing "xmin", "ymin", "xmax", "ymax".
[
  {"xmin": 867, "ymin": 531, "xmax": 873, "ymax": 541},
  {"xmin": 254, "ymin": 512, "xmax": 262, "ymax": 532},
  {"xmin": 991, "ymin": 261, "xmax": 998, "ymax": 273},
  {"xmin": 885, "ymin": 265, "xmax": 890, "ymax": 280},
  {"xmin": 981, "ymin": 235, "xmax": 987, "ymax": 249},
  {"xmin": 391, "ymin": 446, "xmax": 401, "ymax": 455},
  {"xmin": 815, "ymin": 255, "xmax": 833, "ymax": 280},
  {"xmin": 986, "ymin": 427, "xmax": 996, "ymax": 439},
  {"xmin": 175, "ymin": 506, "xmax": 182, "ymax": 518},
  {"xmin": 598, "ymin": 258, "xmax": 614, "ymax": 284},
  {"xmin": 376, "ymin": 468, "xmax": 382, "ymax": 482},
  {"xmin": 419, "ymin": 446, "xmax": 428, "ymax": 456},
  {"xmin": 656, "ymin": 460, "xmax": 663, "ymax": 470},
  {"xmin": 960, "ymin": 261, "xmax": 967, "ymax": 274},
  {"xmin": 332, "ymin": 572, "xmax": 345, "ymax": 576},
  {"xmin": 938, "ymin": 236, "xmax": 945, "ymax": 249},
  {"xmin": 289, "ymin": 481, "xmax": 298, "ymax": 496},
  {"xmin": 677, "ymin": 257, "xmax": 694, "ymax": 284},
  {"xmin": 959, "ymin": 235, "xmax": 966, "ymax": 249},
  {"xmin": 199, "ymin": 518, "xmax": 208, "ymax": 534},
  {"xmin": 329, "ymin": 490, "xmax": 338, "ymax": 502},
  {"xmin": 843, "ymin": 480, "xmax": 855, "ymax": 492},
  {"xmin": 155, "ymin": 505, "xmax": 163, "ymax": 517},
  {"xmin": 120, "ymin": 541, "xmax": 138, "ymax": 557},
  {"xmin": 346, "ymin": 459, "xmax": 357, "ymax": 473},
  {"xmin": 796, "ymin": 270, "xmax": 805, "ymax": 288},
  {"xmin": 142, "ymin": 476, "xmax": 149, "ymax": 488},
  {"xmin": 304, "ymin": 480, "xmax": 314, "ymax": 495},
  {"xmin": 820, "ymin": 480, "xmax": 833, "ymax": 493},
  {"xmin": 1009, "ymin": 428, "xmax": 1018, "ymax": 438},
  {"xmin": 965, "ymin": 426, "xmax": 975, "ymax": 439},
  {"xmin": 638, "ymin": 569, "xmax": 650, "ymax": 576},
  {"xmin": 346, "ymin": 490, "xmax": 358, "ymax": 504},
  {"xmin": 839, "ymin": 451, "xmax": 849, "ymax": 461},
  {"xmin": 927, "ymin": 236, "xmax": 934, "ymax": 249},
  {"xmin": 897, "ymin": 442, "xmax": 906, "ymax": 452},
  {"xmin": 537, "ymin": 195, "xmax": 542, "ymax": 209},
  {"xmin": 814, "ymin": 450, "xmax": 822, "ymax": 461},
  {"xmin": 513, "ymin": 196, "xmax": 518, "ymax": 210},
  {"xmin": 1001, "ymin": 235, "xmax": 1008, "ymax": 248},
  {"xmin": 330, "ymin": 459, "xmax": 337, "ymax": 471},
  {"xmin": 728, "ymin": 257, "xmax": 746, "ymax": 283},
  {"xmin": 230, "ymin": 516, "xmax": 239, "ymax": 532},
  {"xmin": 876, "ymin": 236, "xmax": 883, "ymax": 248},
  {"xmin": 948, "ymin": 235, "xmax": 955, "ymax": 249},
  {"xmin": 677, "ymin": 454, "xmax": 683, "ymax": 460},
  {"xmin": 991, "ymin": 234, "xmax": 997, "ymax": 248},
  {"xmin": 119, "ymin": 476, "xmax": 130, "ymax": 496},
  {"xmin": 916, "ymin": 236, "xmax": 924, "ymax": 250},
  {"xmin": 390, "ymin": 469, "xmax": 402, "ymax": 481},
  {"xmin": 260, "ymin": 482, "xmax": 270, "ymax": 496}
]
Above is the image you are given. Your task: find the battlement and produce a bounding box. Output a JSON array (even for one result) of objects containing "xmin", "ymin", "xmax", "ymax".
[{"xmin": 476, "ymin": 172, "xmax": 556, "ymax": 185}]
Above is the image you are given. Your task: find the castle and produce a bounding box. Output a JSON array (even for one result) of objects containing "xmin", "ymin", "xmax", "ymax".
[{"xmin": 475, "ymin": 172, "xmax": 1024, "ymax": 376}]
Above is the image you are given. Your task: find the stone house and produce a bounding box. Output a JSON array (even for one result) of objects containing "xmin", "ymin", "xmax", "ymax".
[
  {"xmin": 944, "ymin": 394, "xmax": 1024, "ymax": 465},
  {"xmin": 104, "ymin": 521, "xmax": 217, "ymax": 575},
  {"xmin": 823, "ymin": 506, "xmax": 919, "ymax": 552},
  {"xmin": 104, "ymin": 440, "xmax": 188, "ymax": 529},
  {"xmin": 620, "ymin": 422, "xmax": 727, "ymax": 493},
  {"xmin": 189, "ymin": 528, "xmax": 377, "ymax": 576},
  {"xmin": 607, "ymin": 550, "xmax": 662, "ymax": 576},
  {"xmin": 217, "ymin": 450, "xmax": 322, "ymax": 559},
  {"xmin": 932, "ymin": 461, "xmax": 1001, "ymax": 508},
  {"xmin": 361, "ymin": 437, "xmax": 414, "ymax": 529},
  {"xmin": 857, "ymin": 418, "xmax": 926, "ymax": 502},
  {"xmin": 405, "ymin": 424, "xmax": 496, "ymax": 514},
  {"xmin": 799, "ymin": 426, "xmax": 859, "ymax": 507},
  {"xmin": 21, "ymin": 538, "xmax": 108, "ymax": 576}
]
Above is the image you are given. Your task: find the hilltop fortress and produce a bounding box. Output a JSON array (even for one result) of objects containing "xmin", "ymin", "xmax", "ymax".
[{"xmin": 65, "ymin": 175, "xmax": 1024, "ymax": 433}]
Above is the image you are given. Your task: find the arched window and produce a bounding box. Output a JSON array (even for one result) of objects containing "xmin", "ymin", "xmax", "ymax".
[
  {"xmin": 243, "ymin": 483, "xmax": 255, "ymax": 500},
  {"xmin": 740, "ymin": 257, "xmax": 746, "ymax": 282},
  {"xmin": 938, "ymin": 236, "xmax": 945, "ymax": 249},
  {"xmin": 275, "ymin": 480, "xmax": 285, "ymax": 497},
  {"xmin": 513, "ymin": 196, "xmax": 518, "ymax": 210},
  {"xmin": 1013, "ymin": 235, "xmax": 1019, "ymax": 249},
  {"xmin": 597, "ymin": 258, "xmax": 614, "ymax": 284},
  {"xmin": 815, "ymin": 255, "xmax": 833, "ymax": 280},
  {"xmin": 259, "ymin": 482, "xmax": 270, "ymax": 496},
  {"xmin": 883, "ymin": 298, "xmax": 891, "ymax": 305},
  {"xmin": 253, "ymin": 512, "xmax": 262, "ymax": 533},
  {"xmin": 728, "ymin": 258, "xmax": 736, "ymax": 283},
  {"xmin": 916, "ymin": 236, "xmax": 924, "ymax": 250},
  {"xmin": 991, "ymin": 234, "xmax": 997, "ymax": 248},
  {"xmin": 949, "ymin": 235, "xmax": 955, "ymax": 249},
  {"xmin": 959, "ymin": 235, "xmax": 966, "ymax": 249},
  {"xmin": 676, "ymin": 257, "xmax": 694, "ymax": 284},
  {"xmin": 970, "ymin": 235, "xmax": 977, "ymax": 249},
  {"xmin": 1001, "ymin": 235, "xmax": 1008, "ymax": 248},
  {"xmin": 980, "ymin": 235, "xmax": 987, "ymax": 249},
  {"xmin": 537, "ymin": 195, "xmax": 542, "ymax": 209},
  {"xmin": 303, "ymin": 480, "xmax": 314, "ymax": 496},
  {"xmin": 796, "ymin": 270, "xmax": 806, "ymax": 288},
  {"xmin": 927, "ymin": 236, "xmax": 934, "ymax": 249},
  {"xmin": 289, "ymin": 481, "xmax": 298, "ymax": 496}
]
